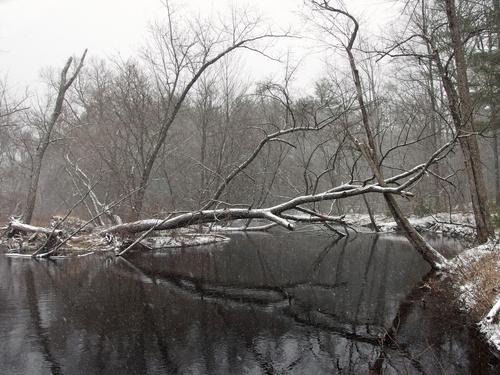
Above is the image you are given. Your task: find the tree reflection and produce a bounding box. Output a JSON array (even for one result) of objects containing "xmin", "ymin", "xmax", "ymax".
[
  {"xmin": 25, "ymin": 264, "xmax": 63, "ymax": 374},
  {"xmin": 0, "ymin": 233, "xmax": 497, "ymax": 374}
]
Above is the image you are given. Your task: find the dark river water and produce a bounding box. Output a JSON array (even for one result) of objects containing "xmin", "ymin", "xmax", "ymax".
[{"xmin": 1, "ymin": 229, "xmax": 498, "ymax": 374}]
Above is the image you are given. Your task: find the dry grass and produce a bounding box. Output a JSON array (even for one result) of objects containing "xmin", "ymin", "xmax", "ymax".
[{"xmin": 452, "ymin": 251, "xmax": 500, "ymax": 322}]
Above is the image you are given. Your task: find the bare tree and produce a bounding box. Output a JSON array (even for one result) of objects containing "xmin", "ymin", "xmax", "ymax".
[
  {"xmin": 442, "ymin": 0, "xmax": 492, "ymax": 241},
  {"xmin": 103, "ymin": 142, "xmax": 454, "ymax": 237},
  {"xmin": 201, "ymin": 77, "xmax": 348, "ymax": 212},
  {"xmin": 376, "ymin": 0, "xmax": 494, "ymax": 241},
  {"xmin": 22, "ymin": 50, "xmax": 87, "ymax": 224},
  {"xmin": 126, "ymin": 1, "xmax": 286, "ymax": 220},
  {"xmin": 0, "ymin": 81, "xmax": 28, "ymax": 217},
  {"xmin": 310, "ymin": 0, "xmax": 449, "ymax": 269}
]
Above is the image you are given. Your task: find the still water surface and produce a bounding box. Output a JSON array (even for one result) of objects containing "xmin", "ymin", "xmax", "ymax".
[{"xmin": 0, "ymin": 229, "xmax": 498, "ymax": 374}]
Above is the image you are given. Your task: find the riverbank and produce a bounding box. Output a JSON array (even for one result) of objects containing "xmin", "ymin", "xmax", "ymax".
[{"xmin": 449, "ymin": 240, "xmax": 500, "ymax": 354}]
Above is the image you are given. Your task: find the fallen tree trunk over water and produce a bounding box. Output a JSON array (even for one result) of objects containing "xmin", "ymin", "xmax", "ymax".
[
  {"xmin": 103, "ymin": 184, "xmax": 413, "ymax": 235},
  {"xmin": 2, "ymin": 139, "xmax": 455, "ymax": 264}
]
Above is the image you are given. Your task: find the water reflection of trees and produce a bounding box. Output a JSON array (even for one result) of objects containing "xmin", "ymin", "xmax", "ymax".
[
  {"xmin": 0, "ymin": 234, "xmax": 496, "ymax": 374},
  {"xmin": 25, "ymin": 264, "xmax": 63, "ymax": 374}
]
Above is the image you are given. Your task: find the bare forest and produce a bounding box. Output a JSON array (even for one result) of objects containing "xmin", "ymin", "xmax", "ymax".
[{"xmin": 1, "ymin": 0, "xmax": 500, "ymax": 371}]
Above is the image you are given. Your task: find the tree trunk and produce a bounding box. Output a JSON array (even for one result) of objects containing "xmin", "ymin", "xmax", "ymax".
[
  {"xmin": 363, "ymin": 195, "xmax": 379, "ymax": 232},
  {"xmin": 422, "ymin": 0, "xmax": 443, "ymax": 211},
  {"xmin": 359, "ymin": 142, "xmax": 448, "ymax": 269},
  {"xmin": 130, "ymin": 172, "xmax": 149, "ymax": 221},
  {"xmin": 494, "ymin": 0, "xmax": 500, "ymax": 207},
  {"xmin": 129, "ymin": 33, "xmax": 279, "ymax": 220},
  {"xmin": 23, "ymin": 153, "xmax": 44, "ymax": 225},
  {"xmin": 444, "ymin": 0, "xmax": 493, "ymax": 242},
  {"xmin": 310, "ymin": 0, "xmax": 448, "ymax": 269},
  {"xmin": 349, "ymin": 50, "xmax": 447, "ymax": 268},
  {"xmin": 22, "ymin": 50, "xmax": 87, "ymax": 224},
  {"xmin": 494, "ymin": 122, "xmax": 500, "ymax": 207},
  {"xmin": 200, "ymin": 106, "xmax": 208, "ymax": 206}
]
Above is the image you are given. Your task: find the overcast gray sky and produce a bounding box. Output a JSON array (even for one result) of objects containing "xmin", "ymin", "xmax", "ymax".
[{"xmin": 0, "ymin": 0, "xmax": 399, "ymax": 92}]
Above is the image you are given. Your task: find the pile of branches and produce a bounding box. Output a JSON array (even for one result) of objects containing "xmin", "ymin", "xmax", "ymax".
[{"xmin": 2, "ymin": 217, "xmax": 111, "ymax": 258}]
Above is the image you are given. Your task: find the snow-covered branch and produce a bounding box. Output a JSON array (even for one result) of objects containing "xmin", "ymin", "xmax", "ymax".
[
  {"xmin": 486, "ymin": 297, "xmax": 500, "ymax": 324},
  {"xmin": 103, "ymin": 181, "xmax": 413, "ymax": 235}
]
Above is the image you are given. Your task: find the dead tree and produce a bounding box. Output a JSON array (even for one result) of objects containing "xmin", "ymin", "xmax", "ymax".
[
  {"xmin": 64, "ymin": 155, "xmax": 121, "ymax": 226},
  {"xmin": 4, "ymin": 128, "xmax": 456, "ymax": 261},
  {"xmin": 102, "ymin": 137, "xmax": 454, "ymax": 235},
  {"xmin": 310, "ymin": 1, "xmax": 449, "ymax": 269},
  {"xmin": 22, "ymin": 50, "xmax": 87, "ymax": 224}
]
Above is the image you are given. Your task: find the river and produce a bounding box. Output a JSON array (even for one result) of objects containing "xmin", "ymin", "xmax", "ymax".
[{"xmin": 1, "ymin": 228, "xmax": 498, "ymax": 374}]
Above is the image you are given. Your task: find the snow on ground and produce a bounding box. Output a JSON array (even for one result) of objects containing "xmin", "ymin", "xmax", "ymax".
[
  {"xmin": 449, "ymin": 239, "xmax": 500, "ymax": 353},
  {"xmin": 480, "ymin": 319, "xmax": 500, "ymax": 353},
  {"xmin": 343, "ymin": 213, "xmax": 390, "ymax": 228},
  {"xmin": 344, "ymin": 212, "xmax": 477, "ymax": 239}
]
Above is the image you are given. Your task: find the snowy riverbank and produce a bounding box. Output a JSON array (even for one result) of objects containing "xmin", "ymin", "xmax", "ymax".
[{"xmin": 449, "ymin": 240, "xmax": 500, "ymax": 354}]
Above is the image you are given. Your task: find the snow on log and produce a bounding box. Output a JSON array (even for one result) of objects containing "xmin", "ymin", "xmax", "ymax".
[
  {"xmin": 9, "ymin": 220, "xmax": 63, "ymax": 236},
  {"xmin": 103, "ymin": 183, "xmax": 412, "ymax": 235},
  {"xmin": 104, "ymin": 208, "xmax": 294, "ymax": 234}
]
